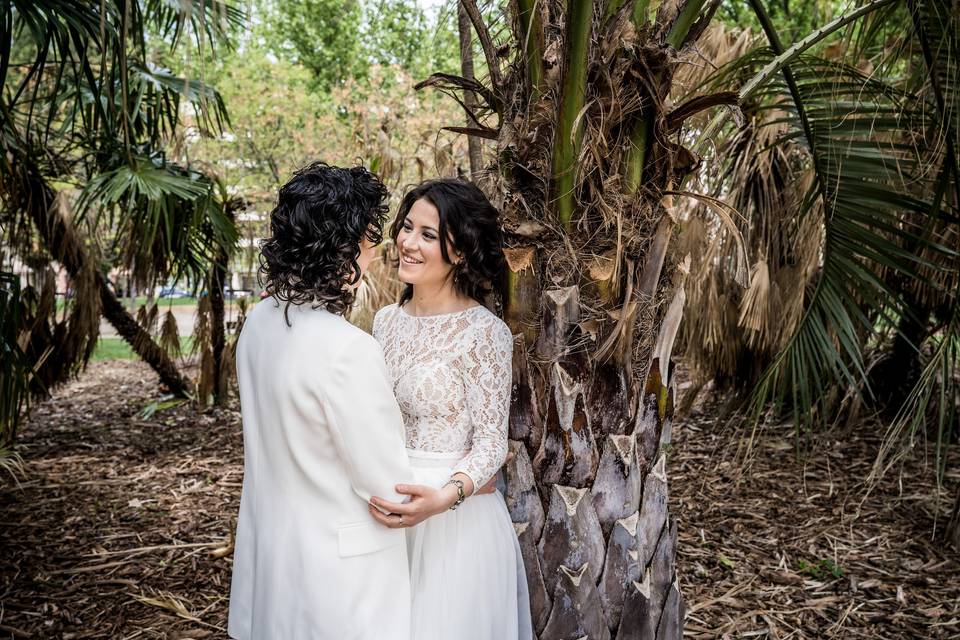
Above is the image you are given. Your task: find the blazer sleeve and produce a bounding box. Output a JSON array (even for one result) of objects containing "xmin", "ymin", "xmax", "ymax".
[{"xmin": 315, "ymin": 331, "xmax": 414, "ymax": 507}]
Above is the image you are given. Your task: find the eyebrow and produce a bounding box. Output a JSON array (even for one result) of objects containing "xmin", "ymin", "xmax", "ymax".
[{"xmin": 407, "ymin": 220, "xmax": 438, "ymax": 234}]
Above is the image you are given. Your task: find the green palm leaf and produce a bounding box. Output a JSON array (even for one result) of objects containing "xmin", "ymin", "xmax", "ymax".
[
  {"xmin": 78, "ymin": 155, "xmax": 238, "ymax": 287},
  {"xmin": 693, "ymin": 16, "xmax": 957, "ymax": 436}
]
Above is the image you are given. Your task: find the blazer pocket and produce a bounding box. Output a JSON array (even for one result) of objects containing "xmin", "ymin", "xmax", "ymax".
[{"xmin": 336, "ymin": 521, "xmax": 403, "ymax": 558}]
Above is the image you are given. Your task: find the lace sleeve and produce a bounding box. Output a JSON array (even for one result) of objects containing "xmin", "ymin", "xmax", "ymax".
[{"xmin": 452, "ymin": 315, "xmax": 513, "ymax": 495}]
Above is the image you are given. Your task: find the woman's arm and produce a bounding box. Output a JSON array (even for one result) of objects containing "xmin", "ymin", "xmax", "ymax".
[{"xmin": 451, "ymin": 316, "xmax": 513, "ymax": 496}]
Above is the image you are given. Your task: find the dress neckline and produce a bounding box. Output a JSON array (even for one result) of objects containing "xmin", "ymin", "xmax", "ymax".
[{"xmin": 396, "ymin": 303, "xmax": 485, "ymax": 320}]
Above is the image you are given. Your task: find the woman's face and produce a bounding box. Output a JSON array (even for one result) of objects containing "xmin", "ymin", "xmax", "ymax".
[{"xmin": 396, "ymin": 198, "xmax": 455, "ymax": 287}]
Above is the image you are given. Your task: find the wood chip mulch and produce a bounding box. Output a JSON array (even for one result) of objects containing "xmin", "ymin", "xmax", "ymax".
[
  {"xmin": 0, "ymin": 360, "xmax": 958, "ymax": 639},
  {"xmin": 673, "ymin": 409, "xmax": 960, "ymax": 639}
]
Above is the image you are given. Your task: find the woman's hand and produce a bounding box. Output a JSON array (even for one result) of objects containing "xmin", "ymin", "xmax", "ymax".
[{"xmin": 368, "ymin": 482, "xmax": 459, "ymax": 529}]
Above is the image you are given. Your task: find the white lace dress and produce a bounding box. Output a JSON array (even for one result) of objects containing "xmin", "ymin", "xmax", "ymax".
[{"xmin": 374, "ymin": 303, "xmax": 532, "ymax": 640}]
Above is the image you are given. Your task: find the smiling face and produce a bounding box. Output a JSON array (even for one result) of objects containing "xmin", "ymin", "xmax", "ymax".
[{"xmin": 396, "ymin": 197, "xmax": 456, "ymax": 288}]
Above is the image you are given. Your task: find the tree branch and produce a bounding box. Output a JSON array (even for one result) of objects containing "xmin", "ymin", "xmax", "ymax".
[{"xmin": 459, "ymin": 0, "xmax": 502, "ymax": 93}]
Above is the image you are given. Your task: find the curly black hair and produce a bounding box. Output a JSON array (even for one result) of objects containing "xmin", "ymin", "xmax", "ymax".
[
  {"xmin": 259, "ymin": 161, "xmax": 389, "ymax": 321},
  {"xmin": 389, "ymin": 179, "xmax": 506, "ymax": 309}
]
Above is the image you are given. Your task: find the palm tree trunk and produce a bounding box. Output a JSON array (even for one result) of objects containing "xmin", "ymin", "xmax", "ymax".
[
  {"xmin": 208, "ymin": 201, "xmax": 239, "ymax": 405},
  {"xmin": 208, "ymin": 258, "xmax": 227, "ymax": 403},
  {"xmin": 98, "ymin": 278, "xmax": 191, "ymax": 397},
  {"xmin": 493, "ymin": 4, "xmax": 712, "ymax": 637},
  {"xmin": 949, "ymin": 482, "xmax": 960, "ymax": 551},
  {"xmin": 23, "ymin": 164, "xmax": 191, "ymax": 397},
  {"xmin": 458, "ymin": 3, "xmax": 483, "ymax": 179}
]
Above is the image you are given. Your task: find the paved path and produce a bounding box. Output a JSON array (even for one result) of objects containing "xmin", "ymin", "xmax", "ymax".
[{"xmin": 99, "ymin": 303, "xmax": 245, "ymax": 338}]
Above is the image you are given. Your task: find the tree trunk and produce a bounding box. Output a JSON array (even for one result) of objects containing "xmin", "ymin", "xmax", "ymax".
[
  {"xmin": 98, "ymin": 277, "xmax": 191, "ymax": 397},
  {"xmin": 476, "ymin": 1, "xmax": 712, "ymax": 636},
  {"xmin": 948, "ymin": 481, "xmax": 960, "ymax": 552},
  {"xmin": 869, "ymin": 293, "xmax": 931, "ymax": 414},
  {"xmin": 22, "ymin": 163, "xmax": 191, "ymax": 397},
  {"xmin": 457, "ymin": 3, "xmax": 483, "ymax": 179},
  {"xmin": 208, "ymin": 202, "xmax": 238, "ymax": 405},
  {"xmin": 208, "ymin": 250, "xmax": 228, "ymax": 404}
]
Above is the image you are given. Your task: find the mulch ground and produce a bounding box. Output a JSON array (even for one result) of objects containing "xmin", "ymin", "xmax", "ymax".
[{"xmin": 0, "ymin": 360, "xmax": 958, "ymax": 639}]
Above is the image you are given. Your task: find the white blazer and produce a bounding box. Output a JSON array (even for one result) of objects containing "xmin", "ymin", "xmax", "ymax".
[{"xmin": 228, "ymin": 300, "xmax": 414, "ymax": 640}]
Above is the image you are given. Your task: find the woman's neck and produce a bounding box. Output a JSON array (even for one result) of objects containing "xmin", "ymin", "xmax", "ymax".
[{"xmin": 406, "ymin": 281, "xmax": 474, "ymax": 316}]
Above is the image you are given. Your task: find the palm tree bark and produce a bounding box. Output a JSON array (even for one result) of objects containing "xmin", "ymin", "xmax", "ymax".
[
  {"xmin": 489, "ymin": 3, "xmax": 713, "ymax": 637},
  {"xmin": 23, "ymin": 164, "xmax": 191, "ymax": 398},
  {"xmin": 209, "ymin": 201, "xmax": 240, "ymax": 405},
  {"xmin": 209, "ymin": 257, "xmax": 227, "ymax": 404},
  {"xmin": 949, "ymin": 482, "xmax": 960, "ymax": 551},
  {"xmin": 458, "ymin": 3, "xmax": 483, "ymax": 178}
]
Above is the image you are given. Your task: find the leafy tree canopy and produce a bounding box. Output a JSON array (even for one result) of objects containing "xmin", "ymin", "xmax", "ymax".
[{"xmin": 256, "ymin": 0, "xmax": 458, "ymax": 90}]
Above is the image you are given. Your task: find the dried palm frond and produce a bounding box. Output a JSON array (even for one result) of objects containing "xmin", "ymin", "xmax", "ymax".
[
  {"xmin": 159, "ymin": 310, "xmax": 182, "ymax": 358},
  {"xmin": 196, "ymin": 346, "xmax": 216, "ymax": 404},
  {"xmin": 191, "ymin": 294, "xmax": 212, "ymax": 357},
  {"xmin": 129, "ymin": 589, "xmax": 202, "ymax": 624},
  {"xmin": 348, "ymin": 246, "xmax": 405, "ymax": 334},
  {"xmin": 136, "ymin": 302, "xmax": 159, "ymax": 336}
]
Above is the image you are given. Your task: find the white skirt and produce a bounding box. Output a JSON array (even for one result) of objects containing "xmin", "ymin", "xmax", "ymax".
[{"xmin": 406, "ymin": 450, "xmax": 533, "ymax": 640}]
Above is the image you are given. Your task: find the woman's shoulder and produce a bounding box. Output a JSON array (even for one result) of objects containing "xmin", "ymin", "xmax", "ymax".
[
  {"xmin": 372, "ymin": 302, "xmax": 400, "ymax": 334},
  {"xmin": 374, "ymin": 302, "xmax": 400, "ymax": 320},
  {"xmin": 465, "ymin": 306, "xmax": 513, "ymax": 347}
]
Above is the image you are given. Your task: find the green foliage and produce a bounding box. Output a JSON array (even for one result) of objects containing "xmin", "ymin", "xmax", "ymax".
[
  {"xmin": 718, "ymin": 0, "xmax": 851, "ymax": 44},
  {"xmin": 678, "ymin": 0, "xmax": 958, "ymax": 483},
  {"xmin": 138, "ymin": 397, "xmax": 188, "ymax": 419},
  {"xmin": 0, "ymin": 1, "xmax": 244, "ymax": 420},
  {"xmin": 259, "ymin": 0, "xmax": 458, "ymax": 90},
  {"xmin": 2, "ymin": 1, "xmax": 242, "ymax": 288},
  {"xmin": 364, "ymin": 0, "xmax": 459, "ymax": 77},
  {"xmin": 272, "ymin": 0, "xmax": 364, "ymax": 90},
  {"xmin": 77, "ymin": 157, "xmax": 239, "ymax": 287}
]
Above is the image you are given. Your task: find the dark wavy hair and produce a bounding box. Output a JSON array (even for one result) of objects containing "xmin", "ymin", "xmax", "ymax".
[
  {"xmin": 389, "ymin": 179, "xmax": 506, "ymax": 309},
  {"xmin": 259, "ymin": 161, "xmax": 389, "ymax": 321}
]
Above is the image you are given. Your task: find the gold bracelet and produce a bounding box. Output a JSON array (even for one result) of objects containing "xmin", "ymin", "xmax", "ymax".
[{"xmin": 444, "ymin": 478, "xmax": 466, "ymax": 510}]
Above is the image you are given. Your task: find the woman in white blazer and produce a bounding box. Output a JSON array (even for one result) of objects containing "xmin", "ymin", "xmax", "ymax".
[{"xmin": 228, "ymin": 163, "xmax": 459, "ymax": 640}]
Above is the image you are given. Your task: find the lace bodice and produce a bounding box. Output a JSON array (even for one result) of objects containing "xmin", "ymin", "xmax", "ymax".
[{"xmin": 373, "ymin": 303, "xmax": 512, "ymax": 494}]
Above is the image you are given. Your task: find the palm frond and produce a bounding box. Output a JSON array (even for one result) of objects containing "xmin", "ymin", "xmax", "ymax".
[
  {"xmin": 141, "ymin": 0, "xmax": 245, "ymax": 52},
  {"xmin": 2, "ymin": 1, "xmax": 238, "ymax": 146},
  {"xmin": 687, "ymin": 31, "xmax": 957, "ymax": 435},
  {"xmin": 77, "ymin": 155, "xmax": 238, "ymax": 286}
]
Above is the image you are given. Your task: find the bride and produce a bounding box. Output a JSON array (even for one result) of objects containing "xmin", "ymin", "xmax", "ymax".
[{"xmin": 367, "ymin": 179, "xmax": 532, "ymax": 640}]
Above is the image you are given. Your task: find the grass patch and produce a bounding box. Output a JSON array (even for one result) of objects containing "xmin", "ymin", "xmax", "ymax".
[
  {"xmin": 93, "ymin": 338, "xmax": 136, "ymax": 361},
  {"xmin": 58, "ymin": 296, "xmax": 198, "ymax": 311},
  {"xmin": 92, "ymin": 337, "xmax": 195, "ymax": 361},
  {"xmin": 134, "ymin": 296, "xmax": 198, "ymax": 307}
]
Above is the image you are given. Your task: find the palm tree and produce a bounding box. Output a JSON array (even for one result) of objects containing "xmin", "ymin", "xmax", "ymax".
[
  {"xmin": 672, "ymin": 0, "xmax": 958, "ymax": 518},
  {"xmin": 416, "ymin": 0, "xmax": 928, "ymax": 636},
  {"xmin": 0, "ymin": 1, "xmax": 242, "ymax": 401}
]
